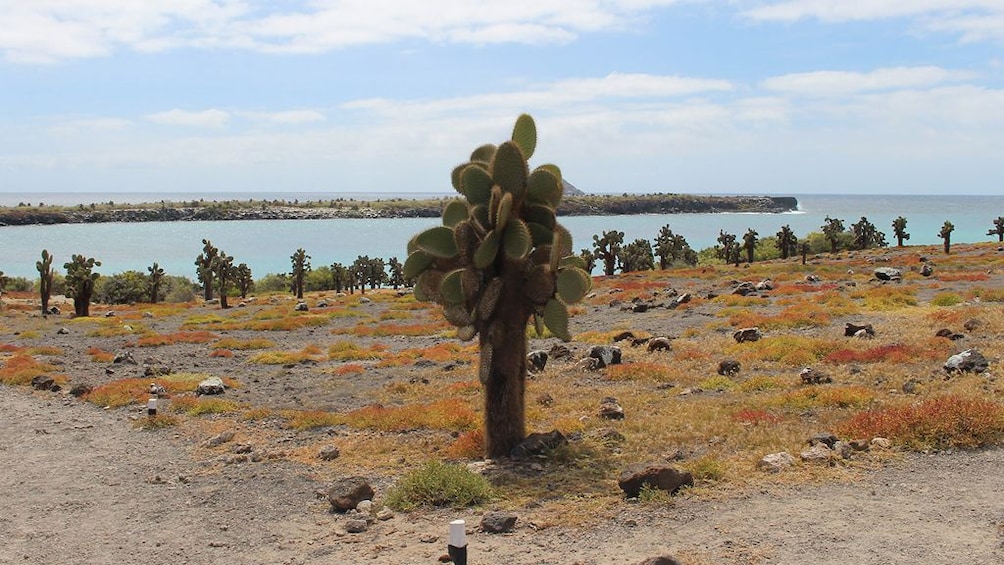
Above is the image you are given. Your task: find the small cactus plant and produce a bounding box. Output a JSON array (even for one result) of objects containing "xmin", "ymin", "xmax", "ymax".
[
  {"xmin": 404, "ymin": 114, "xmax": 591, "ymax": 457},
  {"xmin": 64, "ymin": 254, "xmax": 101, "ymax": 317},
  {"xmin": 37, "ymin": 250, "xmax": 55, "ymax": 315}
]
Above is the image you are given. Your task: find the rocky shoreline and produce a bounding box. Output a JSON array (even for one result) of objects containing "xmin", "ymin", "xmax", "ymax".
[{"xmin": 0, "ymin": 194, "xmax": 798, "ymax": 226}]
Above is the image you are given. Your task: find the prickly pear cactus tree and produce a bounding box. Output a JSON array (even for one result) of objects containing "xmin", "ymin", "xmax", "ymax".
[
  {"xmin": 148, "ymin": 262, "xmax": 164, "ymax": 304},
  {"xmin": 404, "ymin": 114, "xmax": 591, "ymax": 458},
  {"xmin": 37, "ymin": 250, "xmax": 55, "ymax": 315},
  {"xmin": 64, "ymin": 254, "xmax": 101, "ymax": 317}
]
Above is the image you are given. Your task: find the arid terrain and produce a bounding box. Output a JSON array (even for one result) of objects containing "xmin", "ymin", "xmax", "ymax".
[{"xmin": 2, "ymin": 241, "xmax": 1004, "ymax": 564}]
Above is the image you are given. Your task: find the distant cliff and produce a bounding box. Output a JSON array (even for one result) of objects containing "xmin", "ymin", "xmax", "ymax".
[{"xmin": 0, "ymin": 194, "xmax": 798, "ymax": 226}]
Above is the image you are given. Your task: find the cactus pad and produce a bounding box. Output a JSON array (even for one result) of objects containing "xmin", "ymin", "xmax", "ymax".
[
  {"xmin": 543, "ymin": 298, "xmax": 571, "ymax": 342},
  {"xmin": 511, "ymin": 114, "xmax": 537, "ymax": 160},
  {"xmin": 556, "ymin": 267, "xmax": 591, "ymax": 304},
  {"xmin": 416, "ymin": 226, "xmax": 459, "ymax": 259},
  {"xmin": 443, "ymin": 200, "xmax": 469, "ymax": 228}
]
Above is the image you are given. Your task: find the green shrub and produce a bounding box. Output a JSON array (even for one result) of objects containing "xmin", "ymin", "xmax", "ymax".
[
  {"xmin": 930, "ymin": 292, "xmax": 963, "ymax": 307},
  {"xmin": 384, "ymin": 461, "xmax": 494, "ymax": 511},
  {"xmin": 255, "ymin": 273, "xmax": 290, "ymax": 294},
  {"xmin": 95, "ymin": 270, "xmax": 151, "ymax": 304},
  {"xmin": 162, "ymin": 275, "xmax": 198, "ymax": 303}
]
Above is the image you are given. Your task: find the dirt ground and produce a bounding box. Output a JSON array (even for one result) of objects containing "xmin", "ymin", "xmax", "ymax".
[
  {"xmin": 3, "ymin": 243, "xmax": 1004, "ymax": 564},
  {"xmin": 2, "ymin": 385, "xmax": 1003, "ymax": 564}
]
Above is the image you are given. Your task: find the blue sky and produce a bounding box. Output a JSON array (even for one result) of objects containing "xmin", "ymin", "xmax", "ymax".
[{"xmin": 2, "ymin": 1, "xmax": 1003, "ymax": 196}]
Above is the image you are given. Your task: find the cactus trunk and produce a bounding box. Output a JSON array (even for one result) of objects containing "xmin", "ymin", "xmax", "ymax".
[{"xmin": 481, "ymin": 278, "xmax": 530, "ymax": 458}]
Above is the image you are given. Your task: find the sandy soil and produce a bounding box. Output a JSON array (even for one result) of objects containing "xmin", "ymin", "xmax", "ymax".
[{"xmin": 2, "ymin": 385, "xmax": 1003, "ymax": 564}]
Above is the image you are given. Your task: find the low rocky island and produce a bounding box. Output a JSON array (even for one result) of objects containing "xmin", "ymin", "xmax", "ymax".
[{"xmin": 0, "ymin": 193, "xmax": 798, "ymax": 226}]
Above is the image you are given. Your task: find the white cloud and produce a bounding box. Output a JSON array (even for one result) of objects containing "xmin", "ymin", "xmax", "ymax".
[
  {"xmin": 0, "ymin": 0, "xmax": 687, "ymax": 64},
  {"xmin": 48, "ymin": 117, "xmax": 135, "ymax": 136},
  {"xmin": 744, "ymin": 1, "xmax": 1004, "ymax": 42},
  {"xmin": 238, "ymin": 110, "xmax": 327, "ymax": 125},
  {"xmin": 146, "ymin": 109, "xmax": 230, "ymax": 128},
  {"xmin": 761, "ymin": 66, "xmax": 970, "ymax": 96}
]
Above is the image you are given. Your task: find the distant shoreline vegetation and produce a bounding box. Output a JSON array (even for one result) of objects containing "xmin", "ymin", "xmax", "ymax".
[{"xmin": 0, "ymin": 194, "xmax": 798, "ymax": 226}]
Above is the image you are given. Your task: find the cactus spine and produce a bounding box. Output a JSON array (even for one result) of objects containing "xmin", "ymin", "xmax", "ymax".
[{"xmin": 405, "ymin": 114, "xmax": 591, "ymax": 458}]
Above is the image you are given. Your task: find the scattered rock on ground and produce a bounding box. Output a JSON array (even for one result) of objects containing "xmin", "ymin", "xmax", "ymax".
[
  {"xmin": 196, "ymin": 376, "xmax": 226, "ymax": 395},
  {"xmin": 944, "ymin": 349, "xmax": 989, "ymax": 374},
  {"xmin": 844, "ymin": 323, "xmax": 875, "ymax": 337},
  {"xmin": 481, "ymin": 511, "xmax": 518, "ymax": 534},
  {"xmin": 638, "ymin": 557, "xmax": 682, "ymax": 565},
  {"xmin": 202, "ymin": 430, "xmax": 236, "ymax": 448},
  {"xmin": 318, "ymin": 446, "xmax": 340, "ymax": 461},
  {"xmin": 874, "ymin": 267, "xmax": 902, "ymax": 281},
  {"xmin": 646, "ymin": 337, "xmax": 672, "ymax": 352},
  {"xmin": 588, "ymin": 345, "xmax": 622, "ymax": 368},
  {"xmin": 599, "ymin": 397, "xmax": 625, "ymax": 420},
  {"xmin": 618, "ymin": 464, "xmax": 693, "ymax": 498},
  {"xmin": 757, "ymin": 452, "xmax": 796, "ymax": 473},
  {"xmin": 800, "ymin": 367, "xmax": 832, "ymax": 385},
  {"xmin": 717, "ymin": 359, "xmax": 740, "ymax": 376},
  {"xmin": 733, "ymin": 327, "xmax": 761, "ymax": 343},
  {"xmin": 510, "ymin": 430, "xmax": 567, "ymax": 459},
  {"xmin": 800, "ymin": 444, "xmax": 834, "ymax": 464},
  {"xmin": 327, "ymin": 477, "xmax": 374, "ymax": 512},
  {"xmin": 527, "ymin": 350, "xmax": 548, "ymax": 373}
]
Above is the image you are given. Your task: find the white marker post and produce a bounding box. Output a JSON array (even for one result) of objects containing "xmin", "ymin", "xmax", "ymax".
[
  {"xmin": 448, "ymin": 519, "xmax": 467, "ymax": 565},
  {"xmin": 147, "ymin": 397, "xmax": 158, "ymax": 417}
]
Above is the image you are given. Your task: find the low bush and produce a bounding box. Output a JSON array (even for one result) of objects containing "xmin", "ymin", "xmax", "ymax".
[
  {"xmin": 837, "ymin": 395, "xmax": 1004, "ymax": 450},
  {"xmin": 384, "ymin": 460, "xmax": 494, "ymax": 511}
]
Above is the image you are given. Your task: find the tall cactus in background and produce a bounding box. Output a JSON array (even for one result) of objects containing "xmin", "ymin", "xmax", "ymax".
[
  {"xmin": 148, "ymin": 262, "xmax": 165, "ymax": 304},
  {"xmin": 64, "ymin": 254, "xmax": 101, "ymax": 317},
  {"xmin": 36, "ymin": 250, "xmax": 55, "ymax": 316},
  {"xmin": 195, "ymin": 239, "xmax": 219, "ymax": 301},
  {"xmin": 938, "ymin": 221, "xmax": 954, "ymax": 254},
  {"xmin": 404, "ymin": 114, "xmax": 591, "ymax": 458},
  {"xmin": 212, "ymin": 252, "xmax": 235, "ymax": 308},
  {"xmin": 290, "ymin": 248, "xmax": 311, "ymax": 299}
]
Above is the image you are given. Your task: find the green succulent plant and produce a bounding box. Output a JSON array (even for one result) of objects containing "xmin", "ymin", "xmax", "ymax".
[
  {"xmin": 404, "ymin": 114, "xmax": 591, "ymax": 457},
  {"xmin": 37, "ymin": 249, "xmax": 55, "ymax": 315},
  {"xmin": 64, "ymin": 254, "xmax": 101, "ymax": 317}
]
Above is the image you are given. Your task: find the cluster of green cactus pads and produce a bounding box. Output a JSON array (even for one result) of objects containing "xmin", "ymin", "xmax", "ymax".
[{"xmin": 404, "ymin": 114, "xmax": 591, "ymax": 375}]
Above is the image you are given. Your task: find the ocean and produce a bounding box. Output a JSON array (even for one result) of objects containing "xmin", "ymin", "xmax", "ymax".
[{"xmin": 1, "ymin": 192, "xmax": 1002, "ymax": 279}]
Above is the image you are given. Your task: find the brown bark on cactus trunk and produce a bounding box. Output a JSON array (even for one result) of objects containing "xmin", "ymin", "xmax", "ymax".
[{"xmin": 481, "ymin": 279, "xmax": 531, "ymax": 459}]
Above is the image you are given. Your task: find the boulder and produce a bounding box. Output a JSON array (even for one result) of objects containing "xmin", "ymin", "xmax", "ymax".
[
  {"xmin": 733, "ymin": 327, "xmax": 761, "ymax": 343},
  {"xmin": 588, "ymin": 345, "xmax": 622, "ymax": 368},
  {"xmin": 646, "ymin": 337, "xmax": 672, "ymax": 352},
  {"xmin": 935, "ymin": 328, "xmax": 964, "ymax": 341},
  {"xmin": 31, "ymin": 375, "xmax": 55, "ymax": 391},
  {"xmin": 800, "ymin": 367, "xmax": 832, "ymax": 385},
  {"xmin": 667, "ymin": 293, "xmax": 691, "ymax": 309},
  {"xmin": 344, "ymin": 519, "xmax": 368, "ymax": 533},
  {"xmin": 612, "ymin": 331, "xmax": 636, "ymax": 342},
  {"xmin": 800, "ymin": 444, "xmax": 834, "ymax": 464},
  {"xmin": 56, "ymin": 327, "xmax": 69, "ymax": 335},
  {"xmin": 638, "ymin": 557, "xmax": 682, "ymax": 565},
  {"xmin": 548, "ymin": 344, "xmax": 572, "ymax": 360},
  {"xmin": 527, "ymin": 350, "xmax": 548, "ymax": 373},
  {"xmin": 599, "ymin": 397, "xmax": 625, "ymax": 420},
  {"xmin": 963, "ymin": 319, "xmax": 984, "ymax": 332},
  {"xmin": 873, "ymin": 267, "xmax": 902, "ymax": 281},
  {"xmin": 480, "ymin": 511, "xmax": 517, "ymax": 534},
  {"xmin": 112, "ymin": 351, "xmax": 137, "ymax": 365},
  {"xmin": 732, "ymin": 282, "xmax": 756, "ymax": 296},
  {"xmin": 717, "ymin": 359, "xmax": 740, "ymax": 376},
  {"xmin": 318, "ymin": 446, "xmax": 341, "ymax": 461},
  {"xmin": 631, "ymin": 303, "xmax": 650, "ymax": 313},
  {"xmin": 510, "ymin": 430, "xmax": 568, "ymax": 459},
  {"xmin": 294, "ymin": 302, "xmax": 308, "ymax": 312},
  {"xmin": 844, "ymin": 323, "xmax": 875, "ymax": 337},
  {"xmin": 807, "ymin": 432, "xmax": 838, "ymax": 448},
  {"xmin": 944, "ymin": 349, "xmax": 989, "ymax": 374},
  {"xmin": 755, "ymin": 279, "xmax": 774, "ymax": 291},
  {"xmin": 756, "ymin": 452, "xmax": 795, "ymax": 473},
  {"xmin": 920, "ymin": 264, "xmax": 934, "ymax": 277},
  {"xmin": 316, "ymin": 300, "xmax": 328, "ymax": 308},
  {"xmin": 327, "ymin": 477, "xmax": 375, "ymax": 512},
  {"xmin": 69, "ymin": 383, "xmax": 93, "ymax": 397},
  {"xmin": 196, "ymin": 376, "xmax": 226, "ymax": 395},
  {"xmin": 618, "ymin": 464, "xmax": 693, "ymax": 498}
]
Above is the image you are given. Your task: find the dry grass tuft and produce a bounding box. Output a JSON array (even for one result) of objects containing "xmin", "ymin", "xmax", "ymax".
[{"xmin": 137, "ymin": 331, "xmax": 219, "ymax": 347}]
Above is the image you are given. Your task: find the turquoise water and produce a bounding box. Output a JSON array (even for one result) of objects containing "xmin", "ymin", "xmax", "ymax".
[{"xmin": 1, "ymin": 193, "xmax": 1002, "ymax": 279}]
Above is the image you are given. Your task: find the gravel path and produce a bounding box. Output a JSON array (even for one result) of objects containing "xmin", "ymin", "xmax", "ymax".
[{"xmin": 3, "ymin": 385, "xmax": 1003, "ymax": 564}]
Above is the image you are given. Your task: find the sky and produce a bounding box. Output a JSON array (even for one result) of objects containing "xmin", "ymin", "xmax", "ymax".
[{"xmin": 1, "ymin": 1, "xmax": 1003, "ymax": 196}]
